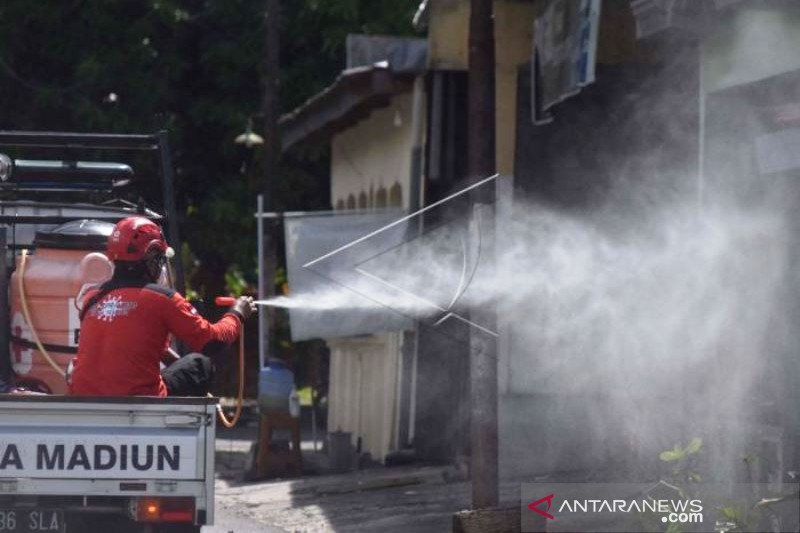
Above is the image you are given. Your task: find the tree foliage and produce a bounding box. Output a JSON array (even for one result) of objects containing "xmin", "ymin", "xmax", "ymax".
[{"xmin": 0, "ymin": 0, "xmax": 419, "ymax": 295}]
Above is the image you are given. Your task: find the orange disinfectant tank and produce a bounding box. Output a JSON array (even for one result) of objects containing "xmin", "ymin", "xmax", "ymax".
[{"xmin": 9, "ymin": 219, "xmax": 114, "ymax": 393}]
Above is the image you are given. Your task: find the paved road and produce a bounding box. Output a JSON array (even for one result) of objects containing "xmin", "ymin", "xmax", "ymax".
[
  {"xmin": 210, "ymin": 424, "xmax": 469, "ymax": 532},
  {"xmin": 208, "ymin": 421, "xmax": 285, "ymax": 532},
  {"xmin": 202, "ymin": 502, "xmax": 286, "ymax": 533}
]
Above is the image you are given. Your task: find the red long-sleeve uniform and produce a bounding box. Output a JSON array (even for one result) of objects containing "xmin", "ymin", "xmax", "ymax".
[{"xmin": 70, "ymin": 283, "xmax": 241, "ymax": 397}]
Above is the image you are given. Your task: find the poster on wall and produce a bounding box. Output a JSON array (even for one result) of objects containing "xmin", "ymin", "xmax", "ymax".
[{"xmin": 532, "ymin": 0, "xmax": 602, "ymax": 124}]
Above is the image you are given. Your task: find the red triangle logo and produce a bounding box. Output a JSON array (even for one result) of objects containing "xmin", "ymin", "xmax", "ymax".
[{"xmin": 528, "ymin": 493, "xmax": 555, "ymax": 520}]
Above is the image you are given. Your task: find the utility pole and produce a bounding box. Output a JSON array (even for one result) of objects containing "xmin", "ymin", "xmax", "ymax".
[
  {"xmin": 468, "ymin": 0, "xmax": 498, "ymax": 510},
  {"xmin": 263, "ymin": 0, "xmax": 281, "ymax": 197},
  {"xmin": 254, "ymin": 0, "xmax": 281, "ymax": 479},
  {"xmin": 260, "ymin": 0, "xmax": 280, "ymax": 288}
]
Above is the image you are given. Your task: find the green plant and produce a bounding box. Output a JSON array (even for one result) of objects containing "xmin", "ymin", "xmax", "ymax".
[
  {"xmin": 659, "ymin": 437, "xmax": 704, "ymax": 489},
  {"xmin": 224, "ymin": 265, "xmax": 248, "ymax": 296},
  {"xmin": 657, "ymin": 440, "xmax": 797, "ymax": 533},
  {"xmin": 716, "ymin": 503, "xmax": 755, "ymax": 532}
]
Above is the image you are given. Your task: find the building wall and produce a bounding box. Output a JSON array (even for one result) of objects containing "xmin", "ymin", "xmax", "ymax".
[
  {"xmin": 507, "ymin": 25, "xmax": 701, "ymax": 479},
  {"xmin": 428, "ymin": 0, "xmax": 470, "ymax": 71},
  {"xmin": 331, "ymin": 92, "xmax": 415, "ymax": 211},
  {"xmin": 326, "ymin": 90, "xmax": 419, "ymax": 463},
  {"xmin": 701, "ymin": 5, "xmax": 800, "ymax": 472},
  {"xmin": 327, "ymin": 333, "xmax": 404, "ymax": 462},
  {"xmin": 703, "ymin": 6, "xmax": 800, "ymax": 94},
  {"xmin": 494, "ymin": 0, "xmax": 536, "ymax": 177},
  {"xmin": 427, "ymin": 0, "xmax": 534, "ymax": 177}
]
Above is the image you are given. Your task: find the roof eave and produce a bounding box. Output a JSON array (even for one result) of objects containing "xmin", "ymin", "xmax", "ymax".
[{"xmin": 280, "ymin": 65, "xmax": 416, "ymax": 152}]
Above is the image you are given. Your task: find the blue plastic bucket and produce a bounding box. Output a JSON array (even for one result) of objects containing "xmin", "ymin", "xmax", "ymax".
[{"xmin": 258, "ymin": 358, "xmax": 295, "ymax": 414}]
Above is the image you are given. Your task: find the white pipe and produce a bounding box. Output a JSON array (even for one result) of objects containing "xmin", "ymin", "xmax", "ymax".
[
  {"xmin": 311, "ymin": 397, "xmax": 318, "ymax": 452},
  {"xmin": 408, "ymin": 326, "xmax": 419, "ymax": 444},
  {"xmin": 698, "ymin": 41, "xmax": 706, "ymax": 211},
  {"xmin": 405, "ymin": 75, "xmax": 426, "ymax": 449},
  {"xmin": 392, "ymin": 333, "xmax": 404, "ymax": 452},
  {"xmin": 410, "ymin": 75, "xmax": 426, "ymax": 212},
  {"xmin": 257, "ymin": 195, "xmax": 266, "ymax": 370}
]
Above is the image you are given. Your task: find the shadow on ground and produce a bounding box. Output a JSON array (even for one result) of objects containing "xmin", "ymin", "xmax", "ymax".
[{"xmin": 211, "ymin": 414, "xmax": 518, "ymax": 532}]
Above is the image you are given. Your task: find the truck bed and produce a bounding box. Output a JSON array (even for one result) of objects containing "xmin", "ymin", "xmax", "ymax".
[{"xmin": 0, "ymin": 395, "xmax": 217, "ymax": 530}]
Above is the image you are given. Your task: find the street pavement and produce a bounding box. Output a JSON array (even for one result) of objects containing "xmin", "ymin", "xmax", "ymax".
[
  {"xmin": 202, "ymin": 501, "xmax": 286, "ymax": 533},
  {"xmin": 206, "ymin": 415, "xmax": 513, "ymax": 532}
]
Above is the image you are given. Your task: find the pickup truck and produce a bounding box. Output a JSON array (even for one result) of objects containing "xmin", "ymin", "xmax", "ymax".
[
  {"xmin": 0, "ymin": 395, "xmax": 216, "ymax": 533},
  {"xmin": 0, "ymin": 132, "xmax": 220, "ymax": 532}
]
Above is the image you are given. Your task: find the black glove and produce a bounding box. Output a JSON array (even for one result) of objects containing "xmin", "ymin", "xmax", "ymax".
[{"xmin": 230, "ymin": 296, "xmax": 257, "ymax": 322}]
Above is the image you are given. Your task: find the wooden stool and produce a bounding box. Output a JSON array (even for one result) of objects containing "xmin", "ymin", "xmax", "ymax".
[{"xmin": 255, "ymin": 411, "xmax": 302, "ymax": 478}]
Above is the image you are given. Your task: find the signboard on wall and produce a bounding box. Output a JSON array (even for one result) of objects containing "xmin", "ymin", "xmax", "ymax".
[{"xmin": 283, "ymin": 210, "xmax": 413, "ymax": 341}]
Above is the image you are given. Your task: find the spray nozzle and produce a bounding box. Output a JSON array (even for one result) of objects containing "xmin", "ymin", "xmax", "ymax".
[{"xmin": 215, "ymin": 296, "xmax": 236, "ymax": 307}]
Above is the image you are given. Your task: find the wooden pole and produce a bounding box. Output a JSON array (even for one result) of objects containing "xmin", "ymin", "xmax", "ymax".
[
  {"xmin": 262, "ymin": 0, "xmax": 281, "ymax": 197},
  {"xmin": 255, "ymin": 0, "xmax": 282, "ymax": 479},
  {"xmin": 468, "ymin": 0, "xmax": 498, "ymax": 510},
  {"xmin": 468, "ymin": 0, "xmax": 496, "ymax": 190}
]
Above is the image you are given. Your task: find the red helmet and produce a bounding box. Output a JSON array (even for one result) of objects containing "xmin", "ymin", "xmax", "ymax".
[{"xmin": 107, "ymin": 217, "xmax": 170, "ymax": 262}]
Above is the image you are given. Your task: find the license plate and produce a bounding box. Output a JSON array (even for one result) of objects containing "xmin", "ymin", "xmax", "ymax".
[{"xmin": 0, "ymin": 510, "xmax": 63, "ymax": 533}]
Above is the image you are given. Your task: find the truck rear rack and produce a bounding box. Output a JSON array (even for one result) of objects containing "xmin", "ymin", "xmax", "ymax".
[
  {"xmin": 5, "ymin": 159, "xmax": 134, "ymax": 191},
  {"xmin": 0, "ymin": 130, "xmax": 186, "ymax": 386},
  {"xmin": 0, "ymin": 130, "xmax": 183, "ymax": 292},
  {"xmin": 0, "ymin": 131, "xmax": 162, "ymax": 151}
]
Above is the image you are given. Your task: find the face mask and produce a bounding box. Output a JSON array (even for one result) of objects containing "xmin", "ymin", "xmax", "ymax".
[
  {"xmin": 158, "ymin": 264, "xmax": 169, "ymax": 287},
  {"xmin": 144, "ymin": 251, "xmax": 168, "ymax": 284}
]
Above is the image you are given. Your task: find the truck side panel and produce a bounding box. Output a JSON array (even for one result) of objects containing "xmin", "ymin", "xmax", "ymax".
[{"xmin": 0, "ymin": 396, "xmax": 216, "ymax": 525}]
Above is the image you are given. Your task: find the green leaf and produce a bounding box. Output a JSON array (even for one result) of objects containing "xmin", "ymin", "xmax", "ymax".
[
  {"xmin": 660, "ymin": 445, "xmax": 684, "ymax": 462},
  {"xmin": 685, "ymin": 437, "xmax": 703, "ymax": 455},
  {"xmin": 224, "ymin": 266, "xmax": 247, "ymax": 296},
  {"xmin": 688, "ymin": 472, "xmax": 702, "ymax": 483},
  {"xmin": 719, "ymin": 505, "xmax": 743, "ymax": 522},
  {"xmin": 660, "ymin": 450, "xmax": 682, "ymax": 462}
]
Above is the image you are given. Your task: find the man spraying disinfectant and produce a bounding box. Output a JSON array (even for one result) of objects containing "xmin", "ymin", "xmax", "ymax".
[{"xmin": 69, "ymin": 216, "xmax": 257, "ymax": 397}]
